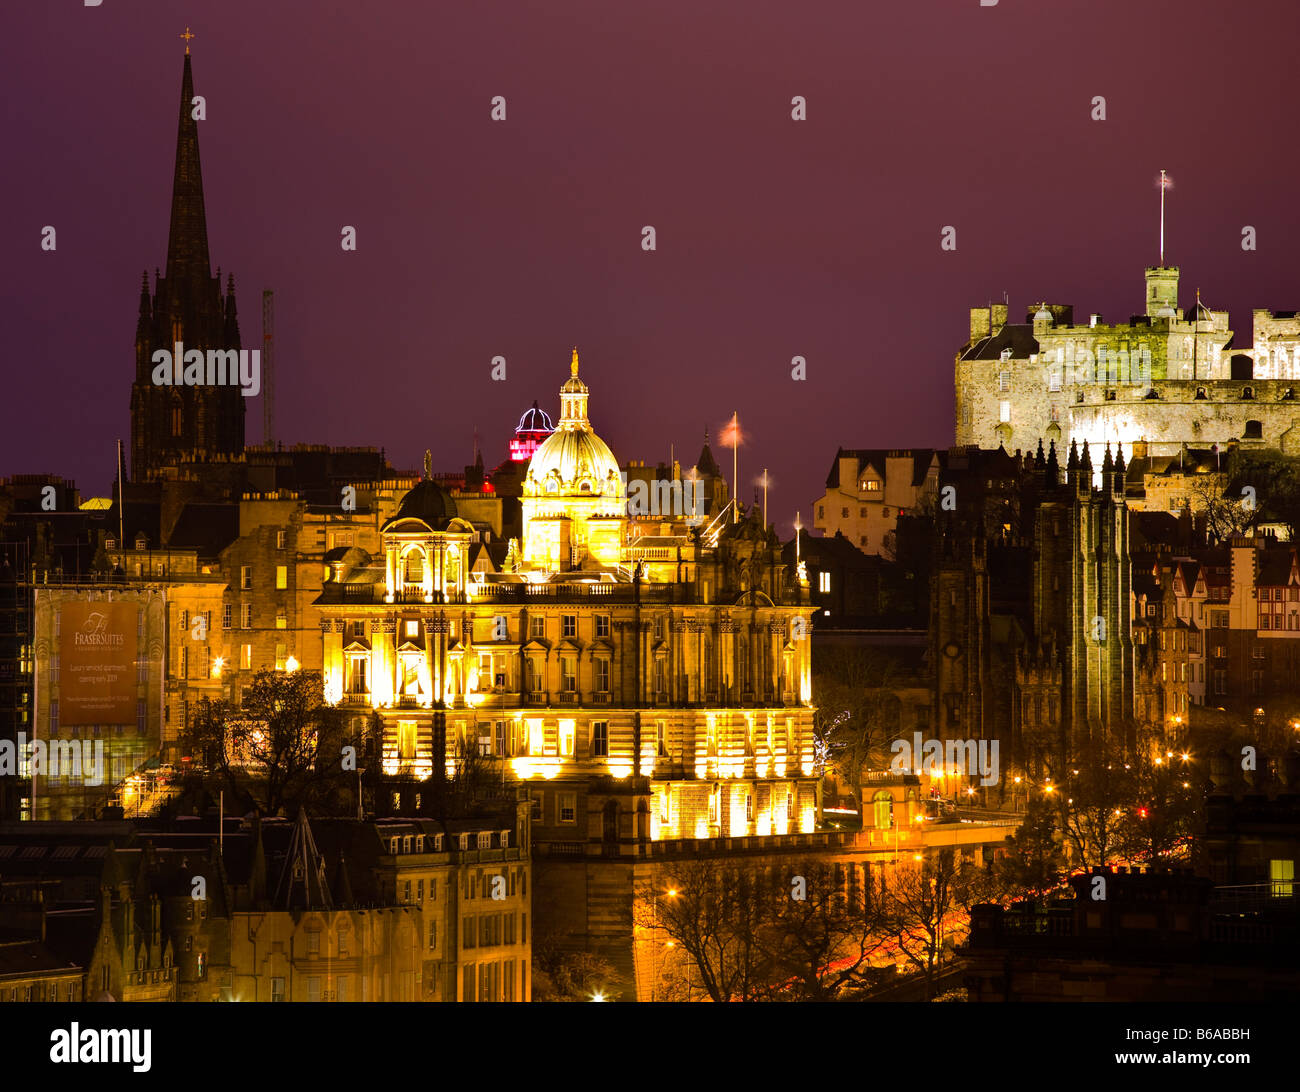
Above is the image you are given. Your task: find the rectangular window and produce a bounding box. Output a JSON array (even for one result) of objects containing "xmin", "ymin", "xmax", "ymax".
[
  {"xmin": 530, "ymin": 790, "xmax": 544, "ymax": 822},
  {"xmin": 998, "ymin": 370, "xmax": 1010, "ymax": 392},
  {"xmin": 429, "ymin": 919, "xmax": 437, "ymax": 949},
  {"xmin": 561, "ymin": 657, "xmax": 576, "ymax": 693},
  {"xmin": 276, "ymin": 565, "xmax": 288, "ymax": 590},
  {"xmin": 495, "ymin": 719, "xmax": 508, "ymax": 757},
  {"xmin": 276, "ymin": 610, "xmax": 287, "ymax": 630},
  {"xmin": 222, "ymin": 603, "xmax": 232, "ymax": 630},
  {"xmin": 530, "ymin": 616, "xmax": 545, "ymax": 639},
  {"xmin": 558, "ymin": 792, "xmax": 577, "ymax": 823},
  {"xmin": 657, "ymin": 720, "xmax": 668, "ymax": 757},
  {"xmin": 595, "ymin": 659, "xmax": 610, "ymax": 693},
  {"xmin": 999, "ymin": 400, "xmax": 1011, "ymax": 423},
  {"xmin": 463, "ymin": 917, "xmax": 477, "ymax": 948},
  {"xmin": 276, "ymin": 530, "xmax": 287, "ymax": 550},
  {"xmin": 818, "ymin": 571, "xmax": 831, "ymax": 593},
  {"xmin": 561, "ymin": 615, "xmax": 577, "ymax": 638},
  {"xmin": 591, "ymin": 720, "xmax": 608, "ymax": 757},
  {"xmin": 275, "ymin": 643, "xmax": 287, "ymax": 672},
  {"xmin": 462, "ymin": 965, "xmax": 476, "ymax": 1003},
  {"xmin": 559, "ymin": 719, "xmax": 575, "ymax": 756},
  {"xmin": 595, "ymin": 614, "xmax": 610, "ymax": 638},
  {"xmin": 241, "ymin": 603, "xmax": 253, "ymax": 629},
  {"xmin": 1270, "ymin": 859, "xmax": 1295, "ymax": 897},
  {"xmin": 241, "ymin": 566, "xmax": 252, "ymax": 590},
  {"xmin": 271, "ymin": 977, "xmax": 285, "ymax": 1002},
  {"xmin": 241, "ymin": 644, "xmax": 252, "ymax": 670}
]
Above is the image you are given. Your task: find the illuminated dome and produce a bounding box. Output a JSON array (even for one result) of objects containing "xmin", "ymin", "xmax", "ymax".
[{"xmin": 524, "ymin": 349, "xmax": 622, "ymax": 498}]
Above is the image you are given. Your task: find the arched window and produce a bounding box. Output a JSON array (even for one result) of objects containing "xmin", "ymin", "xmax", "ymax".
[
  {"xmin": 872, "ymin": 791, "xmax": 893, "ymax": 830},
  {"xmin": 403, "ymin": 549, "xmax": 424, "ymax": 584}
]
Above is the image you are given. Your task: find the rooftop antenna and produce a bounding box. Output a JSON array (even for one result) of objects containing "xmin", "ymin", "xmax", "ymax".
[
  {"xmin": 261, "ymin": 290, "xmax": 275, "ymax": 445},
  {"xmin": 116, "ymin": 440, "xmax": 125, "ymax": 555}
]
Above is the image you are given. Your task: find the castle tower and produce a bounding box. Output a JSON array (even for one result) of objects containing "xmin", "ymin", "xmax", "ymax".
[
  {"xmin": 129, "ymin": 50, "xmax": 245, "ymax": 481},
  {"xmin": 1144, "ymin": 265, "xmax": 1180, "ymax": 319}
]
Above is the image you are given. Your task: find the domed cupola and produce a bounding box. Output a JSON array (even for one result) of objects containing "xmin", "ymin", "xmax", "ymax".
[
  {"xmin": 384, "ymin": 478, "xmax": 458, "ymax": 532},
  {"xmin": 524, "ymin": 348, "xmax": 622, "ymax": 499}
]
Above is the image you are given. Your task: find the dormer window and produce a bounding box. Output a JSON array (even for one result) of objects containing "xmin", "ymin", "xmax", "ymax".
[
  {"xmin": 859, "ymin": 480, "xmax": 881, "ymax": 493},
  {"xmin": 134, "ymin": 532, "xmax": 147, "ymax": 551},
  {"xmin": 999, "ymin": 349, "xmax": 1013, "ymax": 362}
]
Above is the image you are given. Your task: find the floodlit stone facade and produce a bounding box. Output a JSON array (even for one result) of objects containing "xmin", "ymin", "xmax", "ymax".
[{"xmin": 956, "ymin": 266, "xmax": 1300, "ymax": 464}]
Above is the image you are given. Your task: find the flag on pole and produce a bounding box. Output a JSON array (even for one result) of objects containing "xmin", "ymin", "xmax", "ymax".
[{"xmin": 718, "ymin": 413, "xmax": 741, "ymax": 448}]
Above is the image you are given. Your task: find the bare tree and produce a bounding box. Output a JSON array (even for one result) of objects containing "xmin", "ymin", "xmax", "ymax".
[
  {"xmin": 1054, "ymin": 735, "xmax": 1136, "ymax": 870},
  {"xmin": 182, "ymin": 669, "xmax": 345, "ymax": 816},
  {"xmin": 882, "ymin": 850, "xmax": 970, "ymax": 998},
  {"xmin": 756, "ymin": 857, "xmax": 894, "ymax": 1001},
  {"xmin": 1118, "ymin": 732, "xmax": 1202, "ymax": 866},
  {"xmin": 813, "ymin": 646, "xmax": 903, "ymax": 819},
  {"xmin": 635, "ymin": 859, "xmax": 771, "ymax": 1002}
]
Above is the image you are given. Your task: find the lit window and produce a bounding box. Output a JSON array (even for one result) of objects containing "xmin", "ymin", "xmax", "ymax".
[
  {"xmin": 559, "ymin": 719, "xmax": 575, "ymax": 756},
  {"xmin": 818, "ymin": 571, "xmax": 831, "ymax": 593},
  {"xmin": 591, "ymin": 720, "xmax": 608, "ymax": 757},
  {"xmin": 276, "ymin": 565, "xmax": 288, "ymax": 590},
  {"xmin": 558, "ymin": 793, "xmax": 577, "ymax": 823},
  {"xmin": 999, "ymin": 400, "xmax": 1011, "ymax": 423}
]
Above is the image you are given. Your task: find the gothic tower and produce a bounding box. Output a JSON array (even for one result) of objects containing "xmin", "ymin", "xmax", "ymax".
[{"xmin": 129, "ymin": 51, "xmax": 245, "ymax": 481}]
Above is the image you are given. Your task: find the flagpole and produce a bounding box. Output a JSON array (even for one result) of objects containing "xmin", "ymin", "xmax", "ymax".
[
  {"xmin": 1159, "ymin": 169, "xmax": 1167, "ymax": 265},
  {"xmin": 762, "ymin": 468, "xmax": 768, "ymax": 528}
]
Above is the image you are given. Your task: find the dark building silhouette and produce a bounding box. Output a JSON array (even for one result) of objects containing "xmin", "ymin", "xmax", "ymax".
[{"xmin": 129, "ymin": 52, "xmax": 245, "ymax": 482}]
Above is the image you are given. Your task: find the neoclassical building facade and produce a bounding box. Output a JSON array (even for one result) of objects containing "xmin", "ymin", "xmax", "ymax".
[{"xmin": 315, "ymin": 351, "xmax": 819, "ymax": 849}]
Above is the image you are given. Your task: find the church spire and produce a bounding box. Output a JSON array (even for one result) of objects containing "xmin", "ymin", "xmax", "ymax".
[{"xmin": 165, "ymin": 51, "xmax": 211, "ymax": 288}]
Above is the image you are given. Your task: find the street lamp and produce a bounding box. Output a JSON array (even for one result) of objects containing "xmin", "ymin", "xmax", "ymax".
[{"xmin": 651, "ymin": 888, "xmax": 678, "ymax": 1001}]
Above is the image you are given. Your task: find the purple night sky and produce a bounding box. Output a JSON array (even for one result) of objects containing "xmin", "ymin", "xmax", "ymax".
[{"xmin": 3, "ymin": 0, "xmax": 1298, "ymax": 530}]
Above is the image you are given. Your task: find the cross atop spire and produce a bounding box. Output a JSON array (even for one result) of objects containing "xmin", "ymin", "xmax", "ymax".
[{"xmin": 179, "ymin": 26, "xmax": 195, "ymax": 54}]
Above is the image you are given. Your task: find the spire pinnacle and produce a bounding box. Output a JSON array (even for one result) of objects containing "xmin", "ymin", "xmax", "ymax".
[
  {"xmin": 571, "ymin": 346, "xmax": 579, "ymax": 377},
  {"xmin": 179, "ymin": 26, "xmax": 196, "ymax": 54},
  {"xmin": 165, "ymin": 52, "xmax": 212, "ymax": 287}
]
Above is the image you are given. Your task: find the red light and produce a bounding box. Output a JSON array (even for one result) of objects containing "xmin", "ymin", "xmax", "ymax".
[{"xmin": 1138, "ymin": 807, "xmax": 1148, "ymax": 818}]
